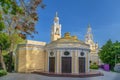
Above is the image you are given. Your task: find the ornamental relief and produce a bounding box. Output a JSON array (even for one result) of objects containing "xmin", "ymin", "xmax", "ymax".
[
  {"xmin": 49, "ymin": 51, "xmax": 56, "ymax": 57},
  {"xmin": 78, "ymin": 51, "xmax": 87, "ymax": 57}
]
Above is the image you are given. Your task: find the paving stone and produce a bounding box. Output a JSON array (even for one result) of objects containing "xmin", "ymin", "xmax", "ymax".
[{"xmin": 0, "ymin": 70, "xmax": 120, "ymax": 80}]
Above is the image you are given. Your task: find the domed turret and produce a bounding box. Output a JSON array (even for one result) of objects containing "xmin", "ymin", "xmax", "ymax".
[{"xmin": 51, "ymin": 12, "xmax": 61, "ymax": 41}]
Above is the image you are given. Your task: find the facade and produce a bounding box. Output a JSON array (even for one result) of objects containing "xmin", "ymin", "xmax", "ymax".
[
  {"xmin": 85, "ymin": 24, "xmax": 99, "ymax": 64},
  {"xmin": 15, "ymin": 12, "xmax": 93, "ymax": 73}
]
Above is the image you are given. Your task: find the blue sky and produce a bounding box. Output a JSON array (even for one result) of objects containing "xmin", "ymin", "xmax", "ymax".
[{"xmin": 28, "ymin": 0, "xmax": 120, "ymax": 47}]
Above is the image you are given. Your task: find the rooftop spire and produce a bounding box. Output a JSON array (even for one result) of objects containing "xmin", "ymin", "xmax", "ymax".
[
  {"xmin": 87, "ymin": 24, "xmax": 92, "ymax": 33},
  {"xmin": 54, "ymin": 12, "xmax": 59, "ymax": 24},
  {"xmin": 55, "ymin": 12, "xmax": 58, "ymax": 17},
  {"xmin": 85, "ymin": 24, "xmax": 93, "ymax": 41},
  {"xmin": 88, "ymin": 24, "xmax": 91, "ymax": 28}
]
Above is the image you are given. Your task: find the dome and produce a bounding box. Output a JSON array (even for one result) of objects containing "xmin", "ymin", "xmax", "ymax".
[{"xmin": 46, "ymin": 32, "xmax": 89, "ymax": 49}]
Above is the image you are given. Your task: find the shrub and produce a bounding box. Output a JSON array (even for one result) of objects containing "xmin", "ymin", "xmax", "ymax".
[
  {"xmin": 90, "ymin": 64, "xmax": 99, "ymax": 69},
  {"xmin": 0, "ymin": 70, "xmax": 7, "ymax": 77}
]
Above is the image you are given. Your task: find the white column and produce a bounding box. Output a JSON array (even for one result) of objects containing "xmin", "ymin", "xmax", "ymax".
[
  {"xmin": 85, "ymin": 51, "xmax": 87, "ymax": 72},
  {"xmin": 56, "ymin": 50, "xmax": 59, "ymax": 73},
  {"xmin": 74, "ymin": 50, "xmax": 78, "ymax": 73},
  {"xmin": 59, "ymin": 50, "xmax": 62, "ymax": 73},
  {"xmin": 88, "ymin": 51, "xmax": 90, "ymax": 72}
]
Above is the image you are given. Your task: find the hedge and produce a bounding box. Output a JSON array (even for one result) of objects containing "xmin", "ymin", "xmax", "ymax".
[
  {"xmin": 0, "ymin": 70, "xmax": 7, "ymax": 77},
  {"xmin": 90, "ymin": 64, "xmax": 99, "ymax": 69}
]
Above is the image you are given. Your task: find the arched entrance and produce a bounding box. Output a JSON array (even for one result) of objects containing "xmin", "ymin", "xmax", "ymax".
[{"xmin": 62, "ymin": 51, "xmax": 71, "ymax": 73}]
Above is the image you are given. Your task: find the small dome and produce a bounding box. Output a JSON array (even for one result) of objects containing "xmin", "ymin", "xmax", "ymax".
[
  {"xmin": 72, "ymin": 36, "xmax": 78, "ymax": 40},
  {"xmin": 54, "ymin": 17, "xmax": 59, "ymax": 22},
  {"xmin": 54, "ymin": 12, "xmax": 59, "ymax": 23},
  {"xmin": 64, "ymin": 32, "xmax": 70, "ymax": 36}
]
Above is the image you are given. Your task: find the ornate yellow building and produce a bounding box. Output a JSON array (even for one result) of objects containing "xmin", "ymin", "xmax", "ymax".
[
  {"xmin": 15, "ymin": 12, "xmax": 91, "ymax": 73},
  {"xmin": 85, "ymin": 24, "xmax": 99, "ymax": 64}
]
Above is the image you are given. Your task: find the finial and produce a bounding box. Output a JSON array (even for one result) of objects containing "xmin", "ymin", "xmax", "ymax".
[
  {"xmin": 88, "ymin": 24, "xmax": 91, "ymax": 28},
  {"xmin": 54, "ymin": 12, "xmax": 59, "ymax": 23},
  {"xmin": 55, "ymin": 12, "xmax": 58, "ymax": 17}
]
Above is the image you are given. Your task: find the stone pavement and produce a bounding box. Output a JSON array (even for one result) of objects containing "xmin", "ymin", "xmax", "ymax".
[{"xmin": 0, "ymin": 70, "xmax": 120, "ymax": 80}]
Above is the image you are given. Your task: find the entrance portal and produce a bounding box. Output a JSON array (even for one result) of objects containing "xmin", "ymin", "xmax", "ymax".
[
  {"xmin": 49, "ymin": 57, "xmax": 55, "ymax": 72},
  {"xmin": 79, "ymin": 57, "xmax": 85, "ymax": 73},
  {"xmin": 62, "ymin": 57, "xmax": 71, "ymax": 73}
]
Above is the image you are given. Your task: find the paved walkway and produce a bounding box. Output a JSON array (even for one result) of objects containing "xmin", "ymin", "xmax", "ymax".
[{"xmin": 0, "ymin": 70, "xmax": 120, "ymax": 80}]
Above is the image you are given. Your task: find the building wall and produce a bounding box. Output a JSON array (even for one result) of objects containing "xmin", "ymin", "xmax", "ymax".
[
  {"xmin": 46, "ymin": 49, "xmax": 90, "ymax": 73},
  {"xmin": 16, "ymin": 40, "xmax": 90, "ymax": 73},
  {"xmin": 25, "ymin": 46, "xmax": 45, "ymax": 72},
  {"xmin": 44, "ymin": 51, "xmax": 48, "ymax": 72},
  {"xmin": 16, "ymin": 46, "xmax": 27, "ymax": 72},
  {"xmin": 90, "ymin": 53, "xmax": 99, "ymax": 64},
  {"xmin": 16, "ymin": 40, "xmax": 46, "ymax": 73},
  {"xmin": 27, "ymin": 40, "xmax": 46, "ymax": 45}
]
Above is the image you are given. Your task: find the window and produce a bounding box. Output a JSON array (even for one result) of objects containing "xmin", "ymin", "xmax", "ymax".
[
  {"xmin": 50, "ymin": 52, "xmax": 54, "ymax": 56},
  {"xmin": 80, "ymin": 52, "xmax": 84, "ymax": 56},
  {"xmin": 64, "ymin": 51, "xmax": 70, "ymax": 56}
]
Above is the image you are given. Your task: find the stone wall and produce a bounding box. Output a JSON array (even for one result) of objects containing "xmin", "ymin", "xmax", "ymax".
[
  {"xmin": 25, "ymin": 45, "xmax": 45, "ymax": 72},
  {"xmin": 16, "ymin": 40, "xmax": 46, "ymax": 73},
  {"xmin": 16, "ymin": 46, "xmax": 27, "ymax": 72}
]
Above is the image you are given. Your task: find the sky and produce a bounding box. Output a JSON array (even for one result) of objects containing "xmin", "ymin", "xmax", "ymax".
[{"xmin": 28, "ymin": 0, "xmax": 120, "ymax": 47}]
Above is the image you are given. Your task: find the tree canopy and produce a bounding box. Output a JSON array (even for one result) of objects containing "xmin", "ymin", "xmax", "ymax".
[
  {"xmin": 0, "ymin": 33, "xmax": 10, "ymax": 50},
  {"xmin": 0, "ymin": 0, "xmax": 45, "ymax": 39},
  {"xmin": 0, "ymin": 0, "xmax": 45, "ymax": 51},
  {"xmin": 0, "ymin": 0, "xmax": 45, "ymax": 71},
  {"xmin": 99, "ymin": 39, "xmax": 120, "ymax": 70}
]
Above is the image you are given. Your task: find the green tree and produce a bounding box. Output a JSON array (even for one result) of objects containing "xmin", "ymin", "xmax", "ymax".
[
  {"xmin": 0, "ymin": 0, "xmax": 45, "ymax": 50},
  {"xmin": 0, "ymin": 0, "xmax": 45, "ymax": 71},
  {"xmin": 99, "ymin": 39, "xmax": 120, "ymax": 70},
  {"xmin": 0, "ymin": 33, "xmax": 10, "ymax": 71}
]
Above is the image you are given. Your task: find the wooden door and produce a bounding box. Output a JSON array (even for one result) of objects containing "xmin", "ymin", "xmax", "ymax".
[
  {"xmin": 62, "ymin": 57, "xmax": 71, "ymax": 73},
  {"xmin": 49, "ymin": 57, "xmax": 55, "ymax": 72},
  {"xmin": 79, "ymin": 57, "xmax": 85, "ymax": 73}
]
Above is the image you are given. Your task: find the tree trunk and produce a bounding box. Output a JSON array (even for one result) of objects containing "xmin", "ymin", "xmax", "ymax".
[
  {"xmin": 8, "ymin": 51, "xmax": 13, "ymax": 72},
  {"xmin": 1, "ymin": 55, "xmax": 7, "ymax": 71},
  {"xmin": 0, "ymin": 47, "xmax": 6, "ymax": 71}
]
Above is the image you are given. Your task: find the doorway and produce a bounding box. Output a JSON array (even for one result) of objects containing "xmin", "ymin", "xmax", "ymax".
[
  {"xmin": 62, "ymin": 57, "xmax": 71, "ymax": 73},
  {"xmin": 79, "ymin": 57, "xmax": 85, "ymax": 73},
  {"xmin": 49, "ymin": 57, "xmax": 55, "ymax": 72}
]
